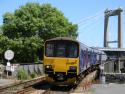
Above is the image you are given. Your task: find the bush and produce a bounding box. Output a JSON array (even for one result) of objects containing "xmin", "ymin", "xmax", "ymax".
[
  {"xmin": 30, "ymin": 72, "xmax": 37, "ymax": 78},
  {"xmin": 18, "ymin": 68, "xmax": 29, "ymax": 80}
]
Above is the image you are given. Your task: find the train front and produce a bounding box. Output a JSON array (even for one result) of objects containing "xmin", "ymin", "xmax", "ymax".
[{"xmin": 44, "ymin": 38, "xmax": 79, "ymax": 85}]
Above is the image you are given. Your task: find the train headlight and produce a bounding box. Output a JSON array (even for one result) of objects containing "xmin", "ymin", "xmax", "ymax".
[
  {"xmin": 45, "ymin": 65, "xmax": 52, "ymax": 69},
  {"xmin": 69, "ymin": 66, "xmax": 77, "ymax": 70}
]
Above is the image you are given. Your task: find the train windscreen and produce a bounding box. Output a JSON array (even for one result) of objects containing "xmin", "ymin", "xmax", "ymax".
[{"xmin": 45, "ymin": 40, "xmax": 79, "ymax": 58}]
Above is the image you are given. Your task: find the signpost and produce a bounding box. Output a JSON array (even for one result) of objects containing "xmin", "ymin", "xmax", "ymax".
[{"xmin": 4, "ymin": 50, "xmax": 14, "ymax": 78}]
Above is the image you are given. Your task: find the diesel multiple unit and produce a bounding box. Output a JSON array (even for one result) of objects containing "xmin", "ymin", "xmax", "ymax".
[{"xmin": 43, "ymin": 37, "xmax": 106, "ymax": 84}]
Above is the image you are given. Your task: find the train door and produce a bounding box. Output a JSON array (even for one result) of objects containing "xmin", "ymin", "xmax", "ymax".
[
  {"xmin": 84, "ymin": 49, "xmax": 89, "ymax": 68},
  {"xmin": 79, "ymin": 49, "xmax": 84, "ymax": 73},
  {"xmin": 93, "ymin": 53, "xmax": 97, "ymax": 64}
]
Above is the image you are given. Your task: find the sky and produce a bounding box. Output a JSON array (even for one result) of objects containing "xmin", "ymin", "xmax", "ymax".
[{"xmin": 0, "ymin": 0, "xmax": 125, "ymax": 48}]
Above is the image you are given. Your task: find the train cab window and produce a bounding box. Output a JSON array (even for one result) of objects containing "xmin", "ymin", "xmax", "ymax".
[
  {"xmin": 45, "ymin": 41, "xmax": 79, "ymax": 58},
  {"xmin": 68, "ymin": 44, "xmax": 78, "ymax": 58},
  {"xmin": 46, "ymin": 43, "xmax": 54, "ymax": 57},
  {"xmin": 56, "ymin": 44, "xmax": 66, "ymax": 57}
]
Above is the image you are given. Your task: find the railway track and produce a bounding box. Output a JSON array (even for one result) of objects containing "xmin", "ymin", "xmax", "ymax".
[
  {"xmin": 35, "ymin": 70, "xmax": 98, "ymax": 94},
  {"xmin": 41, "ymin": 85, "xmax": 71, "ymax": 94},
  {"xmin": 0, "ymin": 68, "xmax": 100, "ymax": 94},
  {"xmin": 41, "ymin": 73, "xmax": 98, "ymax": 94},
  {"xmin": 0, "ymin": 76, "xmax": 45, "ymax": 94}
]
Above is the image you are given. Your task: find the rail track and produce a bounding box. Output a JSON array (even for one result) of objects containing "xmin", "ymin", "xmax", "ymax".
[
  {"xmin": 0, "ymin": 76, "xmax": 45, "ymax": 94},
  {"xmin": 41, "ymin": 85, "xmax": 71, "ymax": 94},
  {"xmin": 39, "ymin": 66, "xmax": 100, "ymax": 94},
  {"xmin": 0, "ymin": 66, "xmax": 100, "ymax": 94},
  {"xmin": 41, "ymin": 68, "xmax": 100, "ymax": 94}
]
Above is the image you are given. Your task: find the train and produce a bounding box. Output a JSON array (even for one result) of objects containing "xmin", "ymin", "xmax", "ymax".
[{"xmin": 43, "ymin": 37, "xmax": 107, "ymax": 85}]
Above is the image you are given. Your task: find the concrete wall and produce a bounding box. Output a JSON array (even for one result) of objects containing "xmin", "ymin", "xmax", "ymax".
[
  {"xmin": 12, "ymin": 64, "xmax": 44, "ymax": 78},
  {"xmin": 104, "ymin": 61, "xmax": 114, "ymax": 73},
  {"xmin": 104, "ymin": 61, "xmax": 125, "ymax": 73}
]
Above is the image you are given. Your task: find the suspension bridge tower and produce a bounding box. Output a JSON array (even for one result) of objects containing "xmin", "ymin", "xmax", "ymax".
[
  {"xmin": 101, "ymin": 8, "xmax": 125, "ymax": 75},
  {"xmin": 104, "ymin": 7, "xmax": 123, "ymax": 48}
]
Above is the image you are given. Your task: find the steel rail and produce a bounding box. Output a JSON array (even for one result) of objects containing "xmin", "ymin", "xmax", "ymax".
[{"xmin": 0, "ymin": 76, "xmax": 45, "ymax": 94}]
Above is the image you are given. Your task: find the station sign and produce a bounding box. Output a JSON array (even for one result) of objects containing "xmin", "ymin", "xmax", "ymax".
[
  {"xmin": 4, "ymin": 50, "xmax": 14, "ymax": 61},
  {"xmin": 6, "ymin": 66, "xmax": 15, "ymax": 72}
]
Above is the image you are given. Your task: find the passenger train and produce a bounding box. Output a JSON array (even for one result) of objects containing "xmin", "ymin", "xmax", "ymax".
[{"xmin": 43, "ymin": 37, "xmax": 106, "ymax": 85}]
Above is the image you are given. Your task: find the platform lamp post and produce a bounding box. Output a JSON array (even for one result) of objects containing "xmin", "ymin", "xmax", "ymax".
[{"xmin": 4, "ymin": 50, "xmax": 14, "ymax": 78}]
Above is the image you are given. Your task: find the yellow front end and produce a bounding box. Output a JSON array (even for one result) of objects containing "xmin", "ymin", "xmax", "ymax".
[
  {"xmin": 44, "ymin": 56, "xmax": 79, "ymax": 84},
  {"xmin": 43, "ymin": 37, "xmax": 79, "ymax": 84}
]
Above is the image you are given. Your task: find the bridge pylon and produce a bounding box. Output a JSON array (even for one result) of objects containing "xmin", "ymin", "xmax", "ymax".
[{"xmin": 104, "ymin": 7, "xmax": 123, "ymax": 48}]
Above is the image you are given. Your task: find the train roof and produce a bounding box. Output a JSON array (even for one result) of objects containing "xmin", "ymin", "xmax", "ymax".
[{"xmin": 46, "ymin": 37, "xmax": 79, "ymax": 43}]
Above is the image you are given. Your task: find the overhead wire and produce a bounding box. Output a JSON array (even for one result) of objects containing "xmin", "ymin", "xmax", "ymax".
[
  {"xmin": 78, "ymin": 16, "xmax": 103, "ymax": 33},
  {"xmin": 76, "ymin": 8, "xmax": 125, "ymax": 33},
  {"xmin": 75, "ymin": 9, "xmax": 105, "ymax": 25},
  {"xmin": 77, "ymin": 16, "xmax": 103, "ymax": 41},
  {"xmin": 76, "ymin": 9, "xmax": 104, "ymax": 41},
  {"xmin": 78, "ymin": 14, "xmax": 103, "ymax": 32},
  {"xmin": 77, "ymin": 8, "xmax": 125, "ymax": 46}
]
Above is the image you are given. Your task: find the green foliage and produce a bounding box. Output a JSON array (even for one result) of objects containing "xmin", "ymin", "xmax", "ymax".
[
  {"xmin": 1, "ymin": 2, "xmax": 78, "ymax": 63},
  {"xmin": 0, "ymin": 34, "xmax": 9, "ymax": 54},
  {"xmin": 18, "ymin": 68, "xmax": 29, "ymax": 80},
  {"xmin": 0, "ymin": 35, "xmax": 43, "ymax": 63},
  {"xmin": 2, "ymin": 3, "xmax": 78, "ymax": 40},
  {"xmin": 0, "ymin": 26, "xmax": 2, "ymax": 34},
  {"xmin": 30, "ymin": 72, "xmax": 37, "ymax": 78}
]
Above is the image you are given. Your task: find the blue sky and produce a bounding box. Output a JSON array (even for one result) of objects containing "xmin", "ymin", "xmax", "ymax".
[{"xmin": 0, "ymin": 0, "xmax": 125, "ymax": 48}]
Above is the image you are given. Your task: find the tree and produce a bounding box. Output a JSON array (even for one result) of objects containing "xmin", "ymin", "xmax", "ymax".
[
  {"xmin": 0, "ymin": 35, "xmax": 43, "ymax": 63},
  {"xmin": 3, "ymin": 3, "xmax": 78, "ymax": 40},
  {"xmin": 0, "ymin": 26, "xmax": 2, "ymax": 34},
  {"xmin": 9, "ymin": 37, "xmax": 43, "ymax": 63},
  {"xmin": 2, "ymin": 3, "xmax": 78, "ymax": 63},
  {"xmin": 0, "ymin": 34, "xmax": 9, "ymax": 63}
]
